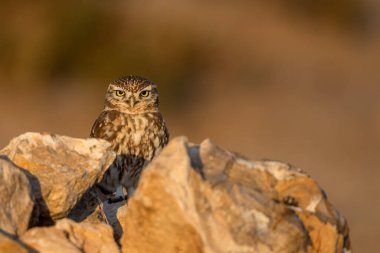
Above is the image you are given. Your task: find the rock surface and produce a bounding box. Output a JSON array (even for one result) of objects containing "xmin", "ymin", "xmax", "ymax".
[
  {"xmin": 0, "ymin": 132, "xmax": 351, "ymax": 253},
  {"xmin": 21, "ymin": 219, "xmax": 120, "ymax": 253},
  {"xmin": 0, "ymin": 132, "xmax": 116, "ymax": 222},
  {"xmin": 120, "ymin": 137, "xmax": 351, "ymax": 253},
  {"xmin": 0, "ymin": 158, "xmax": 35, "ymax": 236}
]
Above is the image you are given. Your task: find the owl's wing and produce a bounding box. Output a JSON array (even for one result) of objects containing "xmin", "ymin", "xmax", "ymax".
[
  {"xmin": 163, "ymin": 119, "xmax": 170, "ymax": 145},
  {"xmin": 90, "ymin": 111, "xmax": 110, "ymax": 139},
  {"xmin": 90, "ymin": 110, "xmax": 122, "ymax": 142},
  {"xmin": 90, "ymin": 116, "xmax": 101, "ymax": 138}
]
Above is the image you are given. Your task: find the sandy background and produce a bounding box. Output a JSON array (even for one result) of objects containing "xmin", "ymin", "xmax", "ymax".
[{"xmin": 1, "ymin": 1, "xmax": 379, "ymax": 251}]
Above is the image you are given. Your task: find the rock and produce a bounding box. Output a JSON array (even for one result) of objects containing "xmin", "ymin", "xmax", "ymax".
[
  {"xmin": 0, "ymin": 158, "xmax": 35, "ymax": 236},
  {"xmin": 0, "ymin": 132, "xmax": 116, "ymax": 222},
  {"xmin": 0, "ymin": 132, "xmax": 350, "ymax": 253},
  {"xmin": 120, "ymin": 137, "xmax": 351, "ymax": 253},
  {"xmin": 21, "ymin": 219, "xmax": 120, "ymax": 253},
  {"xmin": 0, "ymin": 232, "xmax": 29, "ymax": 253}
]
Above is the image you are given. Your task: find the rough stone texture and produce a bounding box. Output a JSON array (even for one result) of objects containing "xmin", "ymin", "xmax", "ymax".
[
  {"xmin": 21, "ymin": 219, "xmax": 120, "ymax": 253},
  {"xmin": 0, "ymin": 158, "xmax": 35, "ymax": 236},
  {"xmin": 0, "ymin": 232, "xmax": 29, "ymax": 253},
  {"xmin": 0, "ymin": 132, "xmax": 116, "ymax": 222},
  {"xmin": 121, "ymin": 137, "xmax": 351, "ymax": 253}
]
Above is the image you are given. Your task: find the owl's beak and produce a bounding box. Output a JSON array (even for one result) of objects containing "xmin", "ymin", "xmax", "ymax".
[{"xmin": 129, "ymin": 97, "xmax": 136, "ymax": 108}]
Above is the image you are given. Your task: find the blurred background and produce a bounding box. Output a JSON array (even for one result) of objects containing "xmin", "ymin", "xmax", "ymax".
[{"xmin": 0, "ymin": 0, "xmax": 379, "ymax": 251}]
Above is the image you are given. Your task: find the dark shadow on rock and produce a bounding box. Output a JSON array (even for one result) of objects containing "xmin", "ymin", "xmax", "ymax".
[
  {"xmin": 186, "ymin": 145, "xmax": 205, "ymax": 179},
  {"xmin": 68, "ymin": 186, "xmax": 107, "ymax": 223},
  {"xmin": 0, "ymin": 155, "xmax": 53, "ymax": 227},
  {"xmin": 68, "ymin": 185, "xmax": 125, "ymax": 242}
]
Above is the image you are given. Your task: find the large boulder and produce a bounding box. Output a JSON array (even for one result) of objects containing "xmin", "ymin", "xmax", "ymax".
[
  {"xmin": 0, "ymin": 158, "xmax": 35, "ymax": 236},
  {"xmin": 120, "ymin": 137, "xmax": 351, "ymax": 253},
  {"xmin": 21, "ymin": 219, "xmax": 120, "ymax": 253},
  {"xmin": 0, "ymin": 133, "xmax": 116, "ymax": 222}
]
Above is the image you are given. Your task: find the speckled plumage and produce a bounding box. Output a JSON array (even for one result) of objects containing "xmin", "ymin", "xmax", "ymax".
[{"xmin": 90, "ymin": 76, "xmax": 169, "ymax": 197}]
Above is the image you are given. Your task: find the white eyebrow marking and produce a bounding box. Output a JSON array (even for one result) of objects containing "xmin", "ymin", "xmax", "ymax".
[
  {"xmin": 140, "ymin": 85, "xmax": 154, "ymax": 91},
  {"xmin": 108, "ymin": 84, "xmax": 126, "ymax": 91}
]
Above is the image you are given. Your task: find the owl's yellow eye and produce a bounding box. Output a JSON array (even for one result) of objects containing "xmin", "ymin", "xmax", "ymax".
[
  {"xmin": 115, "ymin": 90, "xmax": 125, "ymax": 97},
  {"xmin": 140, "ymin": 90, "xmax": 150, "ymax": 97}
]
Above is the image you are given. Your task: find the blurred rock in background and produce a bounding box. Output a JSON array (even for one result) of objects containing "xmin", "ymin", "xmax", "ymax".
[{"xmin": 0, "ymin": 0, "xmax": 379, "ymax": 251}]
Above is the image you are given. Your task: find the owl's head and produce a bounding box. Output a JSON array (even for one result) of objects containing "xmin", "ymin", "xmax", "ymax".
[{"xmin": 104, "ymin": 75, "xmax": 159, "ymax": 114}]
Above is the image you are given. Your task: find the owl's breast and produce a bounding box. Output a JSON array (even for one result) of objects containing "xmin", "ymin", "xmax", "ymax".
[{"xmin": 113, "ymin": 113, "xmax": 167, "ymax": 161}]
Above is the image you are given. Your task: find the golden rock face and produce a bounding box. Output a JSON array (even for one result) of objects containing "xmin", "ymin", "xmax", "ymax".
[
  {"xmin": 0, "ymin": 159, "xmax": 34, "ymax": 237},
  {"xmin": 121, "ymin": 137, "xmax": 351, "ymax": 253},
  {"xmin": 20, "ymin": 219, "xmax": 120, "ymax": 253},
  {"xmin": 0, "ymin": 132, "xmax": 116, "ymax": 222}
]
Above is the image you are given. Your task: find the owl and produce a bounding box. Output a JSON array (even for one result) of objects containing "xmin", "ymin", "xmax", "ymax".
[{"xmin": 90, "ymin": 75, "xmax": 169, "ymax": 201}]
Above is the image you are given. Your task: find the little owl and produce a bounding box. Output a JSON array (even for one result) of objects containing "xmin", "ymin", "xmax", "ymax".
[{"xmin": 90, "ymin": 75, "xmax": 169, "ymax": 201}]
